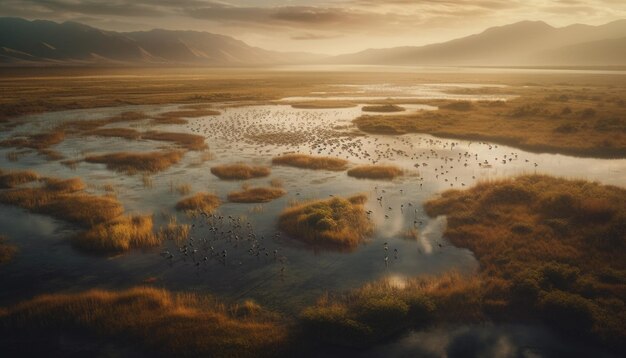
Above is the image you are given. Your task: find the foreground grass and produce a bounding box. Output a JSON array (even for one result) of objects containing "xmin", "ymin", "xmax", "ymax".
[
  {"xmin": 278, "ymin": 194, "xmax": 372, "ymax": 251},
  {"xmin": 176, "ymin": 193, "xmax": 221, "ymax": 213},
  {"xmin": 211, "ymin": 164, "xmax": 271, "ymax": 180},
  {"xmin": 354, "ymin": 89, "xmax": 626, "ymax": 158},
  {"xmin": 85, "ymin": 150, "xmax": 184, "ymax": 174},
  {"xmin": 0, "ymin": 287, "xmax": 288, "ymax": 358},
  {"xmin": 347, "ymin": 165, "xmax": 404, "ymax": 180},
  {"xmin": 423, "ymin": 175, "xmax": 626, "ymax": 350},
  {"xmin": 227, "ymin": 187, "xmax": 286, "ymax": 203},
  {"xmin": 301, "ymin": 272, "xmax": 482, "ymax": 347},
  {"xmin": 272, "ymin": 154, "xmax": 348, "ymax": 171},
  {"xmin": 0, "ymin": 235, "xmax": 17, "ymax": 264}
]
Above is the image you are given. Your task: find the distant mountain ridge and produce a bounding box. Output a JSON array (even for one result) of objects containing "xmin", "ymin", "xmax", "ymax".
[
  {"xmin": 1, "ymin": 17, "xmax": 625, "ymax": 67},
  {"xmin": 0, "ymin": 17, "xmax": 320, "ymax": 66},
  {"xmin": 329, "ymin": 20, "xmax": 626, "ymax": 66}
]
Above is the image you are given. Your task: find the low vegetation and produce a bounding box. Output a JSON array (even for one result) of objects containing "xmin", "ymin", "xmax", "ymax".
[
  {"xmin": 0, "ymin": 130, "xmax": 65, "ymax": 150},
  {"xmin": 278, "ymin": 194, "xmax": 373, "ymax": 251},
  {"xmin": 0, "ymin": 170, "xmax": 39, "ymax": 188},
  {"xmin": 423, "ymin": 175, "xmax": 626, "ymax": 350},
  {"xmin": 227, "ymin": 187, "xmax": 286, "ymax": 203},
  {"xmin": 0, "ymin": 287, "xmax": 288, "ymax": 357},
  {"xmin": 84, "ymin": 150, "xmax": 184, "ymax": 174},
  {"xmin": 86, "ymin": 128, "xmax": 141, "ymax": 140},
  {"xmin": 301, "ymin": 272, "xmax": 482, "ymax": 347},
  {"xmin": 347, "ymin": 165, "xmax": 404, "ymax": 180},
  {"xmin": 176, "ymin": 193, "xmax": 221, "ymax": 213},
  {"xmin": 72, "ymin": 215, "xmax": 158, "ymax": 253},
  {"xmin": 362, "ymin": 104, "xmax": 405, "ymax": 113},
  {"xmin": 157, "ymin": 109, "xmax": 220, "ymax": 119},
  {"xmin": 0, "ymin": 173, "xmax": 159, "ymax": 254},
  {"xmin": 157, "ymin": 216, "xmax": 191, "ymax": 245},
  {"xmin": 210, "ymin": 164, "xmax": 271, "ymax": 180},
  {"xmin": 0, "ymin": 235, "xmax": 17, "ymax": 264},
  {"xmin": 272, "ymin": 154, "xmax": 348, "ymax": 171},
  {"xmin": 354, "ymin": 88, "xmax": 626, "ymax": 158},
  {"xmin": 290, "ymin": 101, "xmax": 356, "ymax": 109},
  {"xmin": 142, "ymin": 131, "xmax": 207, "ymax": 151}
]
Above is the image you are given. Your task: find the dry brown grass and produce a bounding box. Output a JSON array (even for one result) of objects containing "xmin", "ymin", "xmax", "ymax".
[
  {"xmin": 0, "ymin": 130, "xmax": 65, "ymax": 151},
  {"xmin": 347, "ymin": 165, "xmax": 404, "ymax": 180},
  {"xmin": 424, "ymin": 175, "xmax": 626, "ymax": 349},
  {"xmin": 301, "ymin": 272, "xmax": 482, "ymax": 347},
  {"xmin": 0, "ymin": 287, "xmax": 288, "ymax": 357},
  {"xmin": 228, "ymin": 187, "xmax": 286, "ymax": 203},
  {"xmin": 158, "ymin": 109, "xmax": 221, "ymax": 118},
  {"xmin": 37, "ymin": 149, "xmax": 65, "ymax": 161},
  {"xmin": 72, "ymin": 215, "xmax": 158, "ymax": 253},
  {"xmin": 142, "ymin": 131, "xmax": 207, "ymax": 151},
  {"xmin": 0, "ymin": 177, "xmax": 123, "ymax": 226},
  {"xmin": 354, "ymin": 89, "xmax": 626, "ymax": 158},
  {"xmin": 278, "ymin": 194, "xmax": 372, "ymax": 251},
  {"xmin": 151, "ymin": 117, "xmax": 189, "ymax": 125},
  {"xmin": 176, "ymin": 193, "xmax": 221, "ymax": 213},
  {"xmin": 0, "ymin": 170, "xmax": 39, "ymax": 188},
  {"xmin": 291, "ymin": 101, "xmax": 356, "ymax": 109},
  {"xmin": 0, "ymin": 235, "xmax": 17, "ymax": 264},
  {"xmin": 158, "ymin": 216, "xmax": 190, "ymax": 244},
  {"xmin": 61, "ymin": 111, "xmax": 148, "ymax": 132},
  {"xmin": 211, "ymin": 164, "xmax": 271, "ymax": 180},
  {"xmin": 362, "ymin": 104, "xmax": 405, "ymax": 113},
  {"xmin": 86, "ymin": 128, "xmax": 141, "ymax": 140},
  {"xmin": 272, "ymin": 154, "xmax": 348, "ymax": 171},
  {"xmin": 84, "ymin": 150, "xmax": 184, "ymax": 174}
]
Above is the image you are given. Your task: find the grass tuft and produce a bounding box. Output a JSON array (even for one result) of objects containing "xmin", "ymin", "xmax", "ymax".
[
  {"xmin": 227, "ymin": 187, "xmax": 286, "ymax": 203},
  {"xmin": 85, "ymin": 151, "xmax": 184, "ymax": 174},
  {"xmin": 211, "ymin": 164, "xmax": 271, "ymax": 180},
  {"xmin": 176, "ymin": 193, "xmax": 221, "ymax": 213},
  {"xmin": 272, "ymin": 154, "xmax": 348, "ymax": 171},
  {"xmin": 347, "ymin": 165, "xmax": 404, "ymax": 180}
]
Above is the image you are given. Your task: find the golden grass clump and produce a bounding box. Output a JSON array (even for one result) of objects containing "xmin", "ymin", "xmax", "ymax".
[
  {"xmin": 424, "ymin": 174, "xmax": 626, "ymax": 349},
  {"xmin": 291, "ymin": 101, "xmax": 356, "ymax": 109},
  {"xmin": 86, "ymin": 128, "xmax": 142, "ymax": 140},
  {"xmin": 347, "ymin": 165, "xmax": 404, "ymax": 180},
  {"xmin": 158, "ymin": 109, "xmax": 221, "ymax": 118},
  {"xmin": 301, "ymin": 272, "xmax": 482, "ymax": 347},
  {"xmin": 142, "ymin": 131, "xmax": 207, "ymax": 151},
  {"xmin": 210, "ymin": 164, "xmax": 271, "ymax": 180},
  {"xmin": 278, "ymin": 194, "xmax": 372, "ymax": 250},
  {"xmin": 272, "ymin": 154, "xmax": 348, "ymax": 171},
  {"xmin": 362, "ymin": 104, "xmax": 405, "ymax": 113},
  {"xmin": 38, "ymin": 149, "xmax": 65, "ymax": 161},
  {"xmin": 158, "ymin": 217, "xmax": 190, "ymax": 244},
  {"xmin": 85, "ymin": 150, "xmax": 184, "ymax": 174},
  {"xmin": 0, "ymin": 170, "xmax": 39, "ymax": 188},
  {"xmin": 0, "ymin": 130, "xmax": 65, "ymax": 150},
  {"xmin": 227, "ymin": 187, "xmax": 286, "ymax": 203},
  {"xmin": 0, "ymin": 235, "xmax": 17, "ymax": 264},
  {"xmin": 176, "ymin": 193, "xmax": 221, "ymax": 213},
  {"xmin": 72, "ymin": 215, "xmax": 158, "ymax": 253},
  {"xmin": 0, "ymin": 287, "xmax": 287, "ymax": 357}
]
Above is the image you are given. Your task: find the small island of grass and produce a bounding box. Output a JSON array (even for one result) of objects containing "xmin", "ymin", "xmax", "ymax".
[
  {"xmin": 362, "ymin": 104, "xmax": 405, "ymax": 113},
  {"xmin": 176, "ymin": 193, "xmax": 221, "ymax": 213},
  {"xmin": 347, "ymin": 165, "xmax": 404, "ymax": 180},
  {"xmin": 228, "ymin": 187, "xmax": 286, "ymax": 203},
  {"xmin": 278, "ymin": 194, "xmax": 373, "ymax": 251},
  {"xmin": 272, "ymin": 154, "xmax": 348, "ymax": 171},
  {"xmin": 210, "ymin": 164, "xmax": 271, "ymax": 180}
]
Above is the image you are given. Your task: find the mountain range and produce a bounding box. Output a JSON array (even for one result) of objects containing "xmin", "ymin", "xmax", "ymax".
[{"xmin": 1, "ymin": 17, "xmax": 625, "ymax": 67}]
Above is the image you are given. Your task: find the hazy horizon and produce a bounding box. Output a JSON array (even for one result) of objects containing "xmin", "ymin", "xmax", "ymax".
[{"xmin": 1, "ymin": 0, "xmax": 625, "ymax": 55}]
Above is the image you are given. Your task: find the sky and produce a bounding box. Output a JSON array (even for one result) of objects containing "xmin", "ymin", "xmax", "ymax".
[{"xmin": 1, "ymin": 0, "xmax": 625, "ymax": 54}]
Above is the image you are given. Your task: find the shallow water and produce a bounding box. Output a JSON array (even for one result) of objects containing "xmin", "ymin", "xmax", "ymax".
[{"xmin": 0, "ymin": 94, "xmax": 624, "ymax": 353}]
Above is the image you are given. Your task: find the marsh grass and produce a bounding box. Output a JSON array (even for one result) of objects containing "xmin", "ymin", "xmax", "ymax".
[
  {"xmin": 227, "ymin": 187, "xmax": 286, "ymax": 203},
  {"xmin": 176, "ymin": 193, "xmax": 221, "ymax": 214},
  {"xmin": 347, "ymin": 165, "xmax": 404, "ymax": 180},
  {"xmin": 72, "ymin": 215, "xmax": 158, "ymax": 253},
  {"xmin": 301, "ymin": 272, "xmax": 482, "ymax": 347},
  {"xmin": 354, "ymin": 90, "xmax": 626, "ymax": 158},
  {"xmin": 291, "ymin": 101, "xmax": 356, "ymax": 109},
  {"xmin": 362, "ymin": 104, "xmax": 405, "ymax": 113},
  {"xmin": 85, "ymin": 150, "xmax": 184, "ymax": 174},
  {"xmin": 86, "ymin": 128, "xmax": 141, "ymax": 140},
  {"xmin": 0, "ymin": 235, "xmax": 17, "ymax": 264},
  {"xmin": 272, "ymin": 154, "xmax": 348, "ymax": 171},
  {"xmin": 278, "ymin": 194, "xmax": 372, "ymax": 250},
  {"xmin": 142, "ymin": 131, "xmax": 207, "ymax": 151},
  {"xmin": 158, "ymin": 109, "xmax": 220, "ymax": 119},
  {"xmin": 37, "ymin": 149, "xmax": 64, "ymax": 161},
  {"xmin": 0, "ymin": 130, "xmax": 65, "ymax": 150},
  {"xmin": 158, "ymin": 216, "xmax": 190, "ymax": 244},
  {"xmin": 0, "ymin": 287, "xmax": 288, "ymax": 357},
  {"xmin": 176, "ymin": 183, "xmax": 192, "ymax": 196},
  {"xmin": 0, "ymin": 170, "xmax": 39, "ymax": 188},
  {"xmin": 424, "ymin": 175, "xmax": 626, "ymax": 349},
  {"xmin": 211, "ymin": 164, "xmax": 271, "ymax": 180},
  {"xmin": 61, "ymin": 111, "xmax": 148, "ymax": 132}
]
